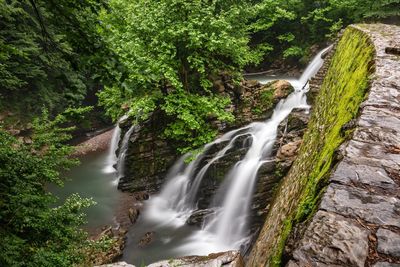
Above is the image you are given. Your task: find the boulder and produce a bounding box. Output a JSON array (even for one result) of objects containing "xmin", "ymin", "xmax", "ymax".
[
  {"xmin": 128, "ymin": 208, "xmax": 140, "ymax": 224},
  {"xmin": 138, "ymin": 232, "xmax": 155, "ymax": 248},
  {"xmin": 277, "ymin": 140, "xmax": 302, "ymax": 160},
  {"xmin": 147, "ymin": 250, "xmax": 244, "ymax": 267},
  {"xmin": 186, "ymin": 209, "xmax": 215, "ymax": 226},
  {"xmin": 272, "ymin": 80, "xmax": 294, "ymax": 100}
]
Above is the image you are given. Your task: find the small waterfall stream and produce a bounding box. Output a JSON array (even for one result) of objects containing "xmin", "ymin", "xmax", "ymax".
[
  {"xmin": 122, "ymin": 47, "xmax": 331, "ymax": 264},
  {"xmin": 103, "ymin": 115, "xmax": 128, "ymax": 174},
  {"xmin": 114, "ymin": 125, "xmax": 137, "ymax": 185}
]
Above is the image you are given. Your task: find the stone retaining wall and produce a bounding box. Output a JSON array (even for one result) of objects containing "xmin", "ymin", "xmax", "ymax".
[
  {"xmin": 287, "ymin": 23, "xmax": 400, "ymax": 267},
  {"xmin": 249, "ymin": 24, "xmax": 400, "ymax": 266}
]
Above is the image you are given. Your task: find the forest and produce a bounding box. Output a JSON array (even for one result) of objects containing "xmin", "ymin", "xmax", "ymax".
[{"xmin": 0, "ymin": 0, "xmax": 399, "ymax": 266}]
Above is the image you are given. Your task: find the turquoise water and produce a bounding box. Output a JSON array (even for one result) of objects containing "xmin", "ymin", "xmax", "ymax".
[{"xmin": 49, "ymin": 151, "xmax": 123, "ymax": 229}]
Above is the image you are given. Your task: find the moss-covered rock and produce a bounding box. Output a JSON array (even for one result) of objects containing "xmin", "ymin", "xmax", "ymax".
[{"xmin": 235, "ymin": 80, "xmax": 294, "ymax": 126}]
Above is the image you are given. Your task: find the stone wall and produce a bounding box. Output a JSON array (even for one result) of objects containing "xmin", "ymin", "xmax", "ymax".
[{"xmin": 248, "ymin": 24, "xmax": 400, "ymax": 267}]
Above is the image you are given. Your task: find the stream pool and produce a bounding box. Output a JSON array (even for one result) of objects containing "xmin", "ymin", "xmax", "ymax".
[{"xmin": 49, "ymin": 151, "xmax": 123, "ymax": 230}]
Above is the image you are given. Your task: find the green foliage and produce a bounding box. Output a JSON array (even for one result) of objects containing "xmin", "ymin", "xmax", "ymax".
[
  {"xmin": 162, "ymin": 90, "xmax": 234, "ymax": 153},
  {"xmin": 0, "ymin": 0, "xmax": 118, "ymax": 120},
  {"xmin": 99, "ymin": 0, "xmax": 255, "ymax": 152},
  {"xmin": 247, "ymin": 0, "xmax": 398, "ymax": 65},
  {"xmin": 0, "ymin": 109, "xmax": 99, "ymax": 266},
  {"xmin": 97, "ymin": 85, "xmax": 131, "ymax": 122}
]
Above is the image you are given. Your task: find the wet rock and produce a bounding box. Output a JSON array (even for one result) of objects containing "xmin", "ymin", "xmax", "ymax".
[
  {"xmin": 128, "ymin": 208, "xmax": 140, "ymax": 224},
  {"xmin": 291, "ymin": 211, "xmax": 369, "ymax": 267},
  {"xmin": 272, "ymin": 80, "xmax": 294, "ymax": 100},
  {"xmin": 241, "ymin": 79, "xmax": 260, "ymax": 89},
  {"xmin": 286, "ymin": 110, "xmax": 310, "ymax": 132},
  {"xmin": 134, "ymin": 191, "xmax": 149, "ymax": 201},
  {"xmin": 147, "ymin": 250, "xmax": 244, "ymax": 267},
  {"xmin": 90, "ymin": 226, "xmax": 126, "ymax": 266},
  {"xmin": 186, "ymin": 209, "xmax": 215, "ymax": 226},
  {"xmin": 320, "ymin": 183, "xmax": 400, "ymax": 228},
  {"xmin": 138, "ymin": 231, "xmax": 155, "ymax": 248},
  {"xmin": 376, "ymin": 228, "xmax": 400, "ymax": 257}
]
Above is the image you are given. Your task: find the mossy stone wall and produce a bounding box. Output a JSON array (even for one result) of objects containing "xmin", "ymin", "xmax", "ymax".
[{"xmin": 248, "ymin": 25, "xmax": 375, "ymax": 266}]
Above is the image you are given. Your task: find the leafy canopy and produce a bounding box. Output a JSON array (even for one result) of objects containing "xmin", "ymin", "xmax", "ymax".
[
  {"xmin": 99, "ymin": 0, "xmax": 259, "ymax": 152},
  {"xmin": 0, "ymin": 0, "xmax": 118, "ymax": 119}
]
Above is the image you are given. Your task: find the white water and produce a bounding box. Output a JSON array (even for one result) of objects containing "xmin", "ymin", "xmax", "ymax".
[
  {"xmin": 113, "ymin": 125, "xmax": 137, "ymax": 185},
  {"xmin": 248, "ymin": 45, "xmax": 332, "ymax": 87},
  {"xmin": 123, "ymin": 47, "xmax": 331, "ymax": 263},
  {"xmin": 103, "ymin": 115, "xmax": 128, "ymax": 174}
]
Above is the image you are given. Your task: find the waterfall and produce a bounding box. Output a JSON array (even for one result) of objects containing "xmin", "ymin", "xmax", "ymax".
[
  {"xmin": 203, "ymin": 92, "xmax": 307, "ymax": 246},
  {"xmin": 103, "ymin": 115, "xmax": 128, "ymax": 174},
  {"xmin": 113, "ymin": 125, "xmax": 137, "ymax": 185},
  {"xmin": 130, "ymin": 46, "xmax": 330, "ymax": 258}
]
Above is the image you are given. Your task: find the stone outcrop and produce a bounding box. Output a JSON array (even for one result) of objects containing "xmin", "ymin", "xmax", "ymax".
[
  {"xmin": 288, "ymin": 23, "xmax": 400, "ymax": 267},
  {"xmin": 249, "ymin": 24, "xmax": 400, "ymax": 267},
  {"xmin": 147, "ymin": 250, "xmax": 244, "ymax": 267},
  {"xmin": 96, "ymin": 251, "xmax": 243, "ymax": 267},
  {"xmin": 115, "ymin": 78, "xmax": 300, "ymax": 261}
]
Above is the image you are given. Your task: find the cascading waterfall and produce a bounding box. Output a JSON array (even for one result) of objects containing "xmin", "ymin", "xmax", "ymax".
[
  {"xmin": 114, "ymin": 125, "xmax": 137, "ymax": 185},
  {"xmin": 103, "ymin": 115, "xmax": 128, "ymax": 174},
  {"xmin": 124, "ymin": 46, "xmax": 331, "ymax": 262},
  {"xmin": 203, "ymin": 92, "xmax": 308, "ymax": 246}
]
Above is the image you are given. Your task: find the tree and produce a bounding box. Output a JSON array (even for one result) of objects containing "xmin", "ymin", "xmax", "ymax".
[
  {"xmin": 0, "ymin": 108, "xmax": 98, "ymax": 266},
  {"xmin": 0, "ymin": 0, "xmax": 119, "ymax": 120},
  {"xmin": 99, "ymin": 0, "xmax": 259, "ymax": 152}
]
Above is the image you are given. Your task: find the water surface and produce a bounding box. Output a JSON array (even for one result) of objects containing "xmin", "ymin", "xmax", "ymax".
[{"xmin": 49, "ymin": 151, "xmax": 123, "ymax": 230}]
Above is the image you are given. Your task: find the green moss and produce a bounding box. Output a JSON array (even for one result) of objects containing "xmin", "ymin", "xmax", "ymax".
[
  {"xmin": 267, "ymin": 26, "xmax": 375, "ymax": 266},
  {"xmin": 271, "ymin": 219, "xmax": 292, "ymax": 266},
  {"xmin": 260, "ymin": 90, "xmax": 275, "ymax": 109},
  {"xmin": 252, "ymin": 89, "xmax": 275, "ymax": 115}
]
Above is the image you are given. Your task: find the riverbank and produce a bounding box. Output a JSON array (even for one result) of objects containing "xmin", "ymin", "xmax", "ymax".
[{"xmin": 72, "ymin": 128, "xmax": 114, "ymax": 157}]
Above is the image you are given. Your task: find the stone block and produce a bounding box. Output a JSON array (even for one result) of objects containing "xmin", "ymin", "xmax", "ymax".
[
  {"xmin": 291, "ymin": 211, "xmax": 369, "ymax": 267},
  {"xmin": 321, "ymin": 183, "xmax": 400, "ymax": 228},
  {"xmin": 331, "ymin": 160, "xmax": 396, "ymax": 189},
  {"xmin": 377, "ymin": 228, "xmax": 400, "ymax": 257}
]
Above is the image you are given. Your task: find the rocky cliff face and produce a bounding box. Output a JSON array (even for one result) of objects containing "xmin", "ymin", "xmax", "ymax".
[{"xmin": 248, "ymin": 23, "xmax": 400, "ymax": 267}]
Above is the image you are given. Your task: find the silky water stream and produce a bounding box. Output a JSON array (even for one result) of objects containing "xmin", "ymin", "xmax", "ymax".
[{"xmin": 122, "ymin": 47, "xmax": 331, "ymax": 265}]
